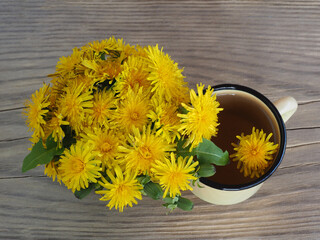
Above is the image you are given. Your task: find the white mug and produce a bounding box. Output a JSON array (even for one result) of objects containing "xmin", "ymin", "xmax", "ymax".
[{"xmin": 192, "ymin": 84, "xmax": 298, "ymax": 205}]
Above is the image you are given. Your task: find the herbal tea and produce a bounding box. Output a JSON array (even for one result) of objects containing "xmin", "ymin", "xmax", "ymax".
[{"xmin": 208, "ymin": 90, "xmax": 281, "ymax": 185}]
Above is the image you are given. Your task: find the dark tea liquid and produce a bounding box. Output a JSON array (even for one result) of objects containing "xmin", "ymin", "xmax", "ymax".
[{"xmin": 208, "ymin": 90, "xmax": 280, "ymax": 185}]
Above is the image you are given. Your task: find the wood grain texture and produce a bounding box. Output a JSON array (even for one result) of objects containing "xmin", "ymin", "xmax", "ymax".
[{"xmin": 1, "ymin": 0, "xmax": 320, "ymax": 239}]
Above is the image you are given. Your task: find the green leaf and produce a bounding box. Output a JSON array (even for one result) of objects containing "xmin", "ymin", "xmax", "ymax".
[
  {"xmin": 144, "ymin": 182, "xmax": 163, "ymax": 200},
  {"xmin": 136, "ymin": 175, "xmax": 151, "ymax": 186},
  {"xmin": 195, "ymin": 138, "xmax": 229, "ymax": 166},
  {"xmin": 178, "ymin": 106, "xmax": 188, "ymax": 114},
  {"xmin": 176, "ymin": 138, "xmax": 195, "ymax": 158},
  {"xmin": 177, "ymin": 197, "xmax": 194, "ymax": 211},
  {"xmin": 163, "ymin": 197, "xmax": 174, "ymax": 204},
  {"xmin": 197, "ymin": 164, "xmax": 216, "ymax": 177},
  {"xmin": 163, "ymin": 195, "xmax": 179, "ymax": 204},
  {"xmin": 22, "ymin": 135, "xmax": 64, "ymax": 173},
  {"xmin": 74, "ymin": 184, "xmax": 94, "ymax": 199}
]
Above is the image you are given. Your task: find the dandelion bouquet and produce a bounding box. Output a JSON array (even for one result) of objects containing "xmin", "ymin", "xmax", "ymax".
[{"xmin": 22, "ymin": 37, "xmax": 230, "ymax": 212}]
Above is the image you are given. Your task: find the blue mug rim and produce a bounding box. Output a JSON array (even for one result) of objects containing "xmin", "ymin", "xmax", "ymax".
[{"xmin": 199, "ymin": 84, "xmax": 287, "ymax": 191}]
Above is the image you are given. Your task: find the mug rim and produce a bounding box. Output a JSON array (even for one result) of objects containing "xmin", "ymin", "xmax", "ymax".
[{"xmin": 199, "ymin": 84, "xmax": 287, "ymax": 191}]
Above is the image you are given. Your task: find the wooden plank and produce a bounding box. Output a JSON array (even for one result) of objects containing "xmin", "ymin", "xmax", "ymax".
[
  {"xmin": 0, "ymin": 109, "xmax": 29, "ymax": 141},
  {"xmin": 0, "ymin": 139, "xmax": 41, "ymax": 178},
  {"xmin": 287, "ymin": 127, "xmax": 320, "ymax": 148}
]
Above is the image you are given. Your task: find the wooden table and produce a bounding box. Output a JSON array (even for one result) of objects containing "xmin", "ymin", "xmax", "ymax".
[{"xmin": 1, "ymin": 1, "xmax": 319, "ymax": 239}]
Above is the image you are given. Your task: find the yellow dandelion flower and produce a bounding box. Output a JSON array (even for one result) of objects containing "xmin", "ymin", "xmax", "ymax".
[
  {"xmin": 83, "ymin": 37, "xmax": 134, "ymax": 65},
  {"xmin": 44, "ymin": 159, "xmax": 61, "ymax": 183},
  {"xmin": 111, "ymin": 37, "xmax": 136, "ymax": 63},
  {"xmin": 56, "ymin": 47, "xmax": 82, "ymax": 76},
  {"xmin": 84, "ymin": 39, "xmax": 114, "ymax": 55},
  {"xmin": 178, "ymin": 84, "xmax": 223, "ymax": 150},
  {"xmin": 231, "ymin": 127, "xmax": 279, "ymax": 178},
  {"xmin": 96, "ymin": 165, "xmax": 143, "ymax": 212},
  {"xmin": 118, "ymin": 126, "xmax": 176, "ymax": 175},
  {"xmin": 83, "ymin": 36, "xmax": 133, "ymax": 60},
  {"xmin": 148, "ymin": 97, "xmax": 181, "ymax": 143},
  {"xmin": 134, "ymin": 45, "xmax": 148, "ymax": 58},
  {"xmin": 28, "ymin": 132, "xmax": 41, "ymax": 147},
  {"xmin": 47, "ymin": 111, "xmax": 69, "ymax": 147},
  {"xmin": 82, "ymin": 127, "xmax": 123, "ymax": 170},
  {"xmin": 70, "ymin": 75, "xmax": 97, "ymax": 91},
  {"xmin": 83, "ymin": 37, "xmax": 119, "ymax": 53},
  {"xmin": 79, "ymin": 49, "xmax": 96, "ymax": 66},
  {"xmin": 58, "ymin": 83, "xmax": 93, "ymax": 134},
  {"xmin": 76, "ymin": 114, "xmax": 94, "ymax": 134},
  {"xmin": 115, "ymin": 87, "xmax": 151, "ymax": 132},
  {"xmin": 151, "ymin": 153, "xmax": 198, "ymax": 198},
  {"xmin": 59, "ymin": 141, "xmax": 102, "ymax": 193},
  {"xmin": 146, "ymin": 45, "xmax": 189, "ymax": 103},
  {"xmin": 82, "ymin": 58, "xmax": 122, "ymax": 82},
  {"xmin": 101, "ymin": 59, "xmax": 123, "ymax": 80},
  {"xmin": 49, "ymin": 75, "xmax": 70, "ymax": 105},
  {"xmin": 91, "ymin": 90, "xmax": 116, "ymax": 127},
  {"xmin": 23, "ymin": 83, "xmax": 51, "ymax": 139},
  {"xmin": 114, "ymin": 55, "xmax": 151, "ymax": 95}
]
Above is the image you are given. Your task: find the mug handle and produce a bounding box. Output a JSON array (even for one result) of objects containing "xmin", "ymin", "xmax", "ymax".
[{"xmin": 273, "ymin": 96, "xmax": 298, "ymax": 123}]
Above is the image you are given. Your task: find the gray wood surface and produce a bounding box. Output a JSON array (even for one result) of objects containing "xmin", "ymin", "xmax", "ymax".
[{"xmin": 1, "ymin": 1, "xmax": 319, "ymax": 239}]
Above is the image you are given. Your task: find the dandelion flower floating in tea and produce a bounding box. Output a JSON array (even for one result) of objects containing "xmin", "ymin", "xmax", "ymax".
[{"xmin": 231, "ymin": 127, "xmax": 278, "ymax": 178}]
